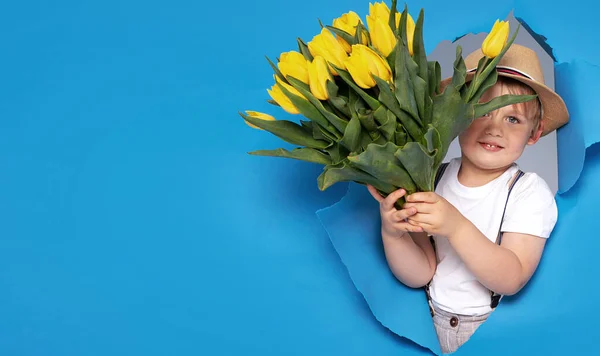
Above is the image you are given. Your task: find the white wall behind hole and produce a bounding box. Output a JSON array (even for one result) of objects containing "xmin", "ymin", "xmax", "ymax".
[{"xmin": 427, "ymin": 11, "xmax": 559, "ymax": 193}]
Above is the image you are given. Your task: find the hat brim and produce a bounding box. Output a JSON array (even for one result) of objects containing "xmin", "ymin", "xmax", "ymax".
[{"xmin": 439, "ymin": 72, "xmax": 569, "ymax": 137}]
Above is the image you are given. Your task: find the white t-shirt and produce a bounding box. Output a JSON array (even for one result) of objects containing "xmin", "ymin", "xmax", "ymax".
[{"xmin": 429, "ymin": 158, "xmax": 558, "ymax": 316}]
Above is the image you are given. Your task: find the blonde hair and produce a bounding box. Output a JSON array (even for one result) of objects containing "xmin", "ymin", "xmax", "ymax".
[{"xmin": 495, "ymin": 76, "xmax": 542, "ymax": 132}]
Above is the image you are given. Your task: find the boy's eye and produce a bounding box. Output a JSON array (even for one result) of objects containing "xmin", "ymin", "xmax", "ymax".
[{"xmin": 506, "ymin": 116, "xmax": 520, "ymax": 124}]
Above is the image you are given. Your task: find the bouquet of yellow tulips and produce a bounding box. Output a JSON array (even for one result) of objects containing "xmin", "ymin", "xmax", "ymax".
[{"xmin": 241, "ymin": 1, "xmax": 534, "ymax": 207}]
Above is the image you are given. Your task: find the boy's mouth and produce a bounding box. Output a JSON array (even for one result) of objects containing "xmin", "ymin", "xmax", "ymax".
[{"xmin": 478, "ymin": 141, "xmax": 504, "ymax": 152}]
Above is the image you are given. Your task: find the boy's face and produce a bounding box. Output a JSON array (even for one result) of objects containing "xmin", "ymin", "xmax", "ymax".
[{"xmin": 458, "ymin": 81, "xmax": 543, "ymax": 171}]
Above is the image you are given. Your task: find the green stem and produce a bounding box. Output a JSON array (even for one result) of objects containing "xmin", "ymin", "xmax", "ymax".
[{"xmin": 466, "ymin": 56, "xmax": 490, "ymax": 102}]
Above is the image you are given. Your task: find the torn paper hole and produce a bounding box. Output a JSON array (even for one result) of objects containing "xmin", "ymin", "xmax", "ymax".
[{"xmin": 316, "ymin": 12, "xmax": 585, "ymax": 355}]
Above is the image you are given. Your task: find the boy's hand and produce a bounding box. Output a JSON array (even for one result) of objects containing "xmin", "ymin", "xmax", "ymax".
[
  {"xmin": 367, "ymin": 185, "xmax": 423, "ymax": 238},
  {"xmin": 403, "ymin": 192, "xmax": 467, "ymax": 238}
]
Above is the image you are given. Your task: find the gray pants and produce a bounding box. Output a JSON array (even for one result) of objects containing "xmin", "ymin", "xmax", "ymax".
[{"xmin": 431, "ymin": 303, "xmax": 490, "ymax": 354}]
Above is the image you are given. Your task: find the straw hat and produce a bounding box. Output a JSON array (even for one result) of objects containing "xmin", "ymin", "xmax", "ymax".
[{"xmin": 440, "ymin": 44, "xmax": 569, "ymax": 136}]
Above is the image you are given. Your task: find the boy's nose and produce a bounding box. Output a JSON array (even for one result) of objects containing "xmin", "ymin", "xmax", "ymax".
[{"xmin": 484, "ymin": 117, "xmax": 503, "ymax": 137}]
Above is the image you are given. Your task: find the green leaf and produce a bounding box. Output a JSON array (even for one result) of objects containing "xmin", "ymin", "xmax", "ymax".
[
  {"xmin": 430, "ymin": 85, "xmax": 470, "ymax": 165},
  {"xmin": 312, "ymin": 120, "xmax": 337, "ymax": 142},
  {"xmin": 393, "ymin": 41, "xmax": 421, "ymax": 125},
  {"xmin": 355, "ymin": 22, "xmax": 369, "ymax": 46},
  {"xmin": 372, "ymin": 105, "xmax": 396, "ymax": 141},
  {"xmin": 317, "ymin": 159, "xmax": 397, "ymax": 193},
  {"xmin": 359, "ymin": 129, "xmax": 373, "ymax": 151},
  {"xmin": 392, "ymin": 106, "xmax": 422, "ymax": 141},
  {"xmin": 428, "ymin": 60, "xmax": 441, "ymax": 96},
  {"xmin": 424, "ymin": 95, "xmax": 433, "ymax": 128},
  {"xmin": 413, "ymin": 74, "xmax": 428, "ymax": 124},
  {"xmin": 421, "ymin": 125, "xmax": 443, "ymax": 168},
  {"xmin": 465, "ymin": 56, "xmax": 488, "ymax": 101},
  {"xmin": 398, "ymin": 5, "xmax": 408, "ymax": 44},
  {"xmin": 267, "ymin": 99, "xmax": 280, "ymax": 107},
  {"xmin": 330, "ymin": 65, "xmax": 381, "ymax": 111},
  {"xmin": 286, "ymin": 77, "xmax": 348, "ymax": 134},
  {"xmin": 347, "ymin": 142, "xmax": 417, "ymax": 194},
  {"xmin": 357, "ymin": 109, "xmax": 378, "ymax": 132},
  {"xmin": 325, "ymin": 143, "xmax": 349, "ymax": 165},
  {"xmin": 241, "ymin": 112, "xmax": 331, "ymax": 149},
  {"xmin": 421, "ymin": 125, "xmax": 441, "ymax": 153},
  {"xmin": 394, "ymin": 141, "xmax": 436, "ymax": 192},
  {"xmin": 472, "ymin": 94, "xmax": 538, "ymax": 119},
  {"xmin": 326, "ymin": 80, "xmax": 351, "ymax": 117},
  {"xmin": 468, "ymin": 24, "xmax": 521, "ymax": 101},
  {"xmin": 300, "ymin": 119, "xmax": 313, "ymax": 134},
  {"xmin": 325, "ymin": 25, "xmax": 356, "ymax": 47},
  {"xmin": 340, "ymin": 114, "xmax": 362, "ymax": 153},
  {"xmin": 470, "ymin": 69, "xmax": 498, "ymax": 105},
  {"xmin": 382, "ymin": 109, "xmax": 398, "ymax": 141},
  {"xmin": 249, "ymin": 147, "xmax": 332, "ymax": 165},
  {"xmin": 265, "ymin": 56, "xmax": 287, "ymax": 84},
  {"xmin": 373, "ymin": 75, "xmax": 405, "ymax": 120},
  {"xmin": 297, "ymin": 38, "xmax": 314, "ymax": 61},
  {"xmin": 451, "ymin": 45, "xmax": 467, "ymax": 90},
  {"xmin": 413, "ymin": 9, "xmax": 429, "ymax": 99},
  {"xmin": 395, "ymin": 124, "xmax": 407, "ymax": 146},
  {"xmin": 276, "ymin": 80, "xmax": 341, "ymax": 138},
  {"xmin": 389, "ymin": 0, "xmax": 399, "ymax": 33}
]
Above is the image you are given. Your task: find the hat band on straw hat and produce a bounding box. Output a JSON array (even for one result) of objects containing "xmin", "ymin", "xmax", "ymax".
[{"xmin": 466, "ymin": 66, "xmax": 534, "ymax": 80}]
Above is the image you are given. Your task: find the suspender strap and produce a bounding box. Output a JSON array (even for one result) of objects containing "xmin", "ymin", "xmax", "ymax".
[
  {"xmin": 489, "ymin": 169, "xmax": 524, "ymax": 308},
  {"xmin": 434, "ymin": 162, "xmax": 449, "ymax": 189},
  {"xmin": 428, "ymin": 162, "xmax": 449, "ymax": 257},
  {"xmin": 424, "ymin": 165, "xmax": 525, "ymax": 314}
]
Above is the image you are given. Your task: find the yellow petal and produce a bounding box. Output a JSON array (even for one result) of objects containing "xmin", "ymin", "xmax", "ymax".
[
  {"xmin": 371, "ymin": 16, "xmax": 396, "ymax": 57},
  {"xmin": 345, "ymin": 45, "xmax": 376, "ymax": 89},
  {"xmin": 244, "ymin": 110, "xmax": 275, "ymax": 129},
  {"xmin": 278, "ymin": 51, "xmax": 309, "ymax": 84},
  {"xmin": 362, "ymin": 45, "xmax": 392, "ymax": 82},
  {"xmin": 267, "ymin": 76, "xmax": 304, "ymax": 115},
  {"xmin": 370, "ymin": 2, "xmax": 390, "ymax": 20},
  {"xmin": 308, "ymin": 56, "xmax": 331, "ymax": 100},
  {"xmin": 337, "ymin": 37, "xmax": 352, "ymax": 53},
  {"xmin": 332, "ymin": 11, "xmax": 362, "ymax": 35},
  {"xmin": 482, "ymin": 20, "xmax": 509, "ymax": 58},
  {"xmin": 307, "ymin": 28, "xmax": 348, "ymax": 74}
]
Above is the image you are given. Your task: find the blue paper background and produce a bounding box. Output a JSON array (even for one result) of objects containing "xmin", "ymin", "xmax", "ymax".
[{"xmin": 0, "ymin": 0, "xmax": 597, "ymax": 355}]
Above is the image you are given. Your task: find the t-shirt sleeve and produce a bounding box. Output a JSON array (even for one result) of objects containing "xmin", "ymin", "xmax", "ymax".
[{"xmin": 501, "ymin": 172, "xmax": 558, "ymax": 238}]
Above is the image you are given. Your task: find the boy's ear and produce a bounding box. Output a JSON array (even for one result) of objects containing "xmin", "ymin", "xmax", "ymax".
[{"xmin": 528, "ymin": 120, "xmax": 544, "ymax": 145}]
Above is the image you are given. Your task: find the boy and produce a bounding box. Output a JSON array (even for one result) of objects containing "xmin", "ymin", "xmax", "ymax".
[{"xmin": 367, "ymin": 44, "xmax": 569, "ymax": 353}]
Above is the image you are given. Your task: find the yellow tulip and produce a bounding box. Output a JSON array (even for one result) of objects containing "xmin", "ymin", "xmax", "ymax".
[
  {"xmin": 307, "ymin": 28, "xmax": 348, "ymax": 74},
  {"xmin": 367, "ymin": 1, "xmax": 391, "ymax": 24},
  {"xmin": 366, "ymin": 2, "xmax": 416, "ymax": 56},
  {"xmin": 308, "ymin": 56, "xmax": 333, "ymax": 100},
  {"xmin": 332, "ymin": 11, "xmax": 368, "ymax": 53},
  {"xmin": 278, "ymin": 51, "xmax": 309, "ymax": 84},
  {"xmin": 370, "ymin": 16, "xmax": 396, "ymax": 57},
  {"xmin": 344, "ymin": 44, "xmax": 392, "ymax": 89},
  {"xmin": 267, "ymin": 76, "xmax": 305, "ymax": 114},
  {"xmin": 482, "ymin": 20, "xmax": 509, "ymax": 58},
  {"xmin": 244, "ymin": 111, "xmax": 276, "ymax": 129}
]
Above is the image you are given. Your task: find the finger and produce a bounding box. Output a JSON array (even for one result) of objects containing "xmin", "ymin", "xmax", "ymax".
[
  {"xmin": 392, "ymin": 206, "xmax": 417, "ymax": 222},
  {"xmin": 404, "ymin": 202, "xmax": 434, "ymax": 214},
  {"xmin": 408, "ymin": 213, "xmax": 434, "ymax": 226},
  {"xmin": 366, "ymin": 185, "xmax": 384, "ymax": 203},
  {"xmin": 393, "ymin": 221, "xmax": 423, "ymax": 233},
  {"xmin": 406, "ymin": 192, "xmax": 439, "ymax": 204},
  {"xmin": 409, "ymin": 220, "xmax": 435, "ymax": 234},
  {"xmin": 382, "ymin": 188, "xmax": 407, "ymax": 211}
]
